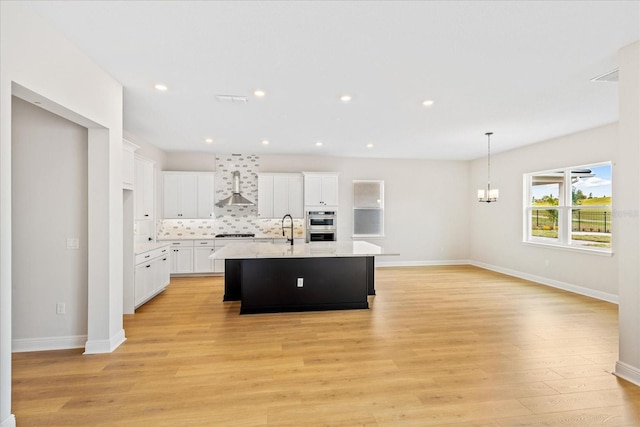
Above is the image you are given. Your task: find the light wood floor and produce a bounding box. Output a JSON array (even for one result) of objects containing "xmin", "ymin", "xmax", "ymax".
[{"xmin": 12, "ymin": 266, "xmax": 640, "ymax": 426}]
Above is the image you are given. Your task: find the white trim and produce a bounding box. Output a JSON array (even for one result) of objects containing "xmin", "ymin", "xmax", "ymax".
[
  {"xmin": 615, "ymin": 361, "xmax": 640, "ymax": 386},
  {"xmin": 469, "ymin": 260, "xmax": 618, "ymax": 304},
  {"xmin": 1, "ymin": 415, "xmax": 16, "ymax": 427},
  {"xmin": 84, "ymin": 329, "xmax": 126, "ymax": 354},
  {"xmin": 522, "ymin": 240, "xmax": 613, "ymax": 256},
  {"xmin": 12, "ymin": 335, "xmax": 87, "ymax": 353}
]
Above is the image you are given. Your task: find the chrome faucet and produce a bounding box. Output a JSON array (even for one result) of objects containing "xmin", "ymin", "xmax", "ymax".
[{"xmin": 282, "ymin": 214, "xmax": 294, "ymax": 246}]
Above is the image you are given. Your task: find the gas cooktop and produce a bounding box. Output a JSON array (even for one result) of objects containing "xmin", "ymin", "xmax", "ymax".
[{"xmin": 215, "ymin": 233, "xmax": 255, "ymax": 238}]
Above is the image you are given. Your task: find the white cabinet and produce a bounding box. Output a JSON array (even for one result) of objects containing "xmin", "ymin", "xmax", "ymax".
[
  {"xmin": 134, "ymin": 156, "xmax": 155, "ymax": 220},
  {"xmin": 258, "ymin": 175, "xmax": 275, "ymax": 218},
  {"xmin": 134, "ymin": 244, "xmax": 170, "ymax": 308},
  {"xmin": 167, "ymin": 240, "xmax": 194, "ymax": 273},
  {"xmin": 303, "ymin": 172, "xmax": 339, "ymax": 207},
  {"xmin": 193, "ymin": 240, "xmax": 215, "ymax": 273},
  {"xmin": 196, "ymin": 174, "xmax": 215, "ymax": 218},
  {"xmin": 163, "ymin": 172, "xmax": 215, "ymax": 219},
  {"xmin": 258, "ymin": 173, "xmax": 304, "ymax": 218},
  {"xmin": 122, "ymin": 139, "xmax": 138, "ymax": 190}
]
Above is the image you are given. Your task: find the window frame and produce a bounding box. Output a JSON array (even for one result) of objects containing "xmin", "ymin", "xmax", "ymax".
[
  {"xmin": 352, "ymin": 180, "xmax": 385, "ymax": 238},
  {"xmin": 523, "ymin": 162, "xmax": 612, "ymax": 255}
]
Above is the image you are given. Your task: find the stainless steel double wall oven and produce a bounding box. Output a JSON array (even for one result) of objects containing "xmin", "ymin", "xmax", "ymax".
[{"xmin": 306, "ymin": 210, "xmax": 337, "ymax": 242}]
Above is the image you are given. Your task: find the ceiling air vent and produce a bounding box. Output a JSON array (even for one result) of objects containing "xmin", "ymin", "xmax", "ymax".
[
  {"xmin": 590, "ymin": 68, "xmax": 619, "ymax": 83},
  {"xmin": 216, "ymin": 94, "xmax": 249, "ymax": 104}
]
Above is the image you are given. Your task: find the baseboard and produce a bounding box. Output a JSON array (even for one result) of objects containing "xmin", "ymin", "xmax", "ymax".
[
  {"xmin": 1, "ymin": 414, "xmax": 16, "ymax": 427},
  {"xmin": 84, "ymin": 328, "xmax": 126, "ymax": 354},
  {"xmin": 375, "ymin": 259, "xmax": 470, "ymax": 268},
  {"xmin": 469, "ymin": 260, "xmax": 619, "ymax": 304},
  {"xmin": 12, "ymin": 335, "xmax": 86, "ymax": 353},
  {"xmin": 615, "ymin": 361, "xmax": 640, "ymax": 386}
]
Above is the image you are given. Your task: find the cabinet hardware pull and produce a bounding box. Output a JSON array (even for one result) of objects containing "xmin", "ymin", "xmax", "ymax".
[
  {"xmin": 146, "ymin": 265, "xmax": 151, "ymax": 268},
  {"xmin": 145, "ymin": 255, "xmax": 150, "ymax": 258}
]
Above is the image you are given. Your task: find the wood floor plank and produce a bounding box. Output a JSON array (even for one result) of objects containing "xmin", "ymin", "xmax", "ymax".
[{"xmin": 11, "ymin": 265, "xmax": 640, "ymax": 426}]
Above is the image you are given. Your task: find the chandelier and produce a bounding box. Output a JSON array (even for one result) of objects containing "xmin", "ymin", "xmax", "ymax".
[{"xmin": 478, "ymin": 132, "xmax": 499, "ymax": 203}]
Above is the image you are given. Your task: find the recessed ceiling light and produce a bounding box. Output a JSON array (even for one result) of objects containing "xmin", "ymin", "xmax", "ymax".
[
  {"xmin": 422, "ymin": 99, "xmax": 434, "ymax": 107},
  {"xmin": 366, "ymin": 143, "xmax": 374, "ymax": 149},
  {"xmin": 315, "ymin": 141, "xmax": 323, "ymax": 147},
  {"xmin": 204, "ymin": 138, "xmax": 213, "ymax": 144},
  {"xmin": 340, "ymin": 95, "xmax": 352, "ymax": 103},
  {"xmin": 261, "ymin": 139, "xmax": 269, "ymax": 145},
  {"xmin": 154, "ymin": 84, "xmax": 168, "ymax": 91},
  {"xmin": 254, "ymin": 90, "xmax": 266, "ymax": 97}
]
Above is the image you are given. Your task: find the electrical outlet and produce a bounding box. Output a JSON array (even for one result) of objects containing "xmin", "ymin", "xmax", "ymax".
[
  {"xmin": 56, "ymin": 303, "xmax": 65, "ymax": 315},
  {"xmin": 66, "ymin": 238, "xmax": 79, "ymax": 249},
  {"xmin": 297, "ymin": 278, "xmax": 304, "ymax": 288}
]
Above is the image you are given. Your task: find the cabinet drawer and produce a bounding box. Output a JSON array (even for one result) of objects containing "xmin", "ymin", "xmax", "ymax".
[
  {"xmin": 166, "ymin": 240, "xmax": 194, "ymax": 247},
  {"xmin": 193, "ymin": 239, "xmax": 214, "ymax": 247},
  {"xmin": 135, "ymin": 245, "xmax": 171, "ymax": 265}
]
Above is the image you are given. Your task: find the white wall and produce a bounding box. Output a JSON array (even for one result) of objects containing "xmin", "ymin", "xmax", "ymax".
[
  {"xmin": 161, "ymin": 152, "xmax": 471, "ymax": 263},
  {"xmin": 11, "ymin": 97, "xmax": 88, "ymax": 349},
  {"xmin": 1, "ymin": 4, "xmax": 124, "ymax": 426},
  {"xmin": 615, "ymin": 41, "xmax": 640, "ymax": 385},
  {"xmin": 261, "ymin": 155, "xmax": 471, "ymax": 264},
  {"xmin": 469, "ymin": 123, "xmax": 618, "ymax": 301}
]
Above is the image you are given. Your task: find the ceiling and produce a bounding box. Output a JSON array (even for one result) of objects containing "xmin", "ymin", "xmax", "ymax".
[{"xmin": 23, "ymin": 1, "xmax": 639, "ymax": 160}]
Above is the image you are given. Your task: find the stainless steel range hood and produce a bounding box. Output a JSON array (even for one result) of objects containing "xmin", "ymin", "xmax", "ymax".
[{"xmin": 215, "ymin": 171, "xmax": 255, "ymax": 207}]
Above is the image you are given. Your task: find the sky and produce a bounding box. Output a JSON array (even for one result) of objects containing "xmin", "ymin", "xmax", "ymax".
[{"xmin": 531, "ymin": 164, "xmax": 612, "ymax": 200}]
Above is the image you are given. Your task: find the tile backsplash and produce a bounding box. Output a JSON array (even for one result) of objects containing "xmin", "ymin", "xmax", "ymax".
[
  {"xmin": 214, "ymin": 154, "xmax": 258, "ymax": 234},
  {"xmin": 156, "ymin": 154, "xmax": 306, "ymax": 240},
  {"xmin": 157, "ymin": 219, "xmax": 217, "ymax": 239}
]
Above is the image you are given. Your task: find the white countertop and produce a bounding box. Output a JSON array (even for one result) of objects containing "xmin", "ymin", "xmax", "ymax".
[{"xmin": 209, "ymin": 241, "xmax": 398, "ymax": 259}]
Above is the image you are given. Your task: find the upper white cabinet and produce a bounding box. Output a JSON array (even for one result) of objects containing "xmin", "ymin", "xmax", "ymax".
[
  {"xmin": 303, "ymin": 172, "xmax": 339, "ymax": 207},
  {"xmin": 122, "ymin": 139, "xmax": 138, "ymax": 190},
  {"xmin": 134, "ymin": 155, "xmax": 155, "ymax": 220},
  {"xmin": 258, "ymin": 173, "xmax": 304, "ymax": 218},
  {"xmin": 163, "ymin": 172, "xmax": 215, "ymax": 219}
]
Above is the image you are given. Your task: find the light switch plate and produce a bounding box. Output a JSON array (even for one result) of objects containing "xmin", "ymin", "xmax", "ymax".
[
  {"xmin": 66, "ymin": 238, "xmax": 79, "ymax": 249},
  {"xmin": 297, "ymin": 278, "xmax": 304, "ymax": 288}
]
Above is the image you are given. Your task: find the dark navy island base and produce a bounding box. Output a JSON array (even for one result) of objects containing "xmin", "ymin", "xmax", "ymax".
[{"xmin": 223, "ymin": 256, "xmax": 375, "ymax": 314}]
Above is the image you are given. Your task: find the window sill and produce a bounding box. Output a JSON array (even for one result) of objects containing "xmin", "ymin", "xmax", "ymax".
[{"xmin": 522, "ymin": 240, "xmax": 613, "ymax": 256}]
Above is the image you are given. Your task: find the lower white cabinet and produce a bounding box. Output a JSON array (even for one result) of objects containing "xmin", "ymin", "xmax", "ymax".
[
  {"xmin": 167, "ymin": 240, "xmax": 195, "ymax": 273},
  {"xmin": 134, "ymin": 245, "xmax": 170, "ymax": 308},
  {"xmin": 164, "ymin": 238, "xmax": 253, "ymax": 275},
  {"xmin": 193, "ymin": 240, "xmax": 216, "ymax": 273}
]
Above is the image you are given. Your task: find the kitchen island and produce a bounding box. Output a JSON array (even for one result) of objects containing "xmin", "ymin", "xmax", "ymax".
[{"xmin": 210, "ymin": 241, "xmax": 395, "ymax": 314}]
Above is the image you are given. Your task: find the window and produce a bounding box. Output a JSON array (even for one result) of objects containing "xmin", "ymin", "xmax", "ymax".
[
  {"xmin": 524, "ymin": 163, "xmax": 612, "ymax": 252},
  {"xmin": 353, "ymin": 180, "xmax": 384, "ymax": 237}
]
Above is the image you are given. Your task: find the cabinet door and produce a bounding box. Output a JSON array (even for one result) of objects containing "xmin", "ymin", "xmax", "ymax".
[
  {"xmin": 122, "ymin": 147, "xmax": 135, "ymax": 189},
  {"xmin": 272, "ymin": 175, "xmax": 290, "ymax": 218},
  {"xmin": 193, "ymin": 247, "xmax": 215, "ymax": 273},
  {"xmin": 304, "ymin": 175, "xmax": 323, "ymax": 206},
  {"xmin": 257, "ymin": 174, "xmax": 274, "ymax": 218},
  {"xmin": 321, "ymin": 175, "xmax": 339, "ymax": 206},
  {"xmin": 288, "ymin": 174, "xmax": 304, "ymax": 218},
  {"xmin": 163, "ymin": 174, "xmax": 181, "ymax": 218},
  {"xmin": 158, "ymin": 255, "xmax": 171, "ymax": 289},
  {"xmin": 196, "ymin": 173, "xmax": 215, "ymax": 218},
  {"xmin": 134, "ymin": 158, "xmax": 155, "ymax": 220},
  {"xmin": 178, "ymin": 174, "xmax": 197, "ymax": 218},
  {"xmin": 134, "ymin": 263, "xmax": 148, "ymax": 306},
  {"xmin": 171, "ymin": 247, "xmax": 193, "ymax": 273}
]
